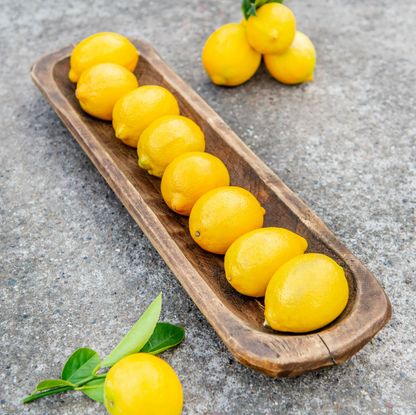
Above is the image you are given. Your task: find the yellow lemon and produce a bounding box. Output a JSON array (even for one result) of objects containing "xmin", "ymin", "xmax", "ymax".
[
  {"xmin": 103, "ymin": 353, "xmax": 183, "ymax": 415},
  {"xmin": 246, "ymin": 3, "xmax": 296, "ymax": 55},
  {"xmin": 75, "ymin": 63, "xmax": 138, "ymax": 121},
  {"xmin": 69, "ymin": 32, "xmax": 139, "ymax": 83},
  {"xmin": 224, "ymin": 228, "xmax": 308, "ymax": 297},
  {"xmin": 189, "ymin": 187, "xmax": 265, "ymax": 255},
  {"xmin": 202, "ymin": 23, "xmax": 261, "ymax": 86},
  {"xmin": 161, "ymin": 152, "xmax": 230, "ymax": 216},
  {"xmin": 138, "ymin": 116, "xmax": 205, "ymax": 178},
  {"xmin": 265, "ymin": 253, "xmax": 349, "ymax": 333},
  {"xmin": 113, "ymin": 86, "xmax": 180, "ymax": 148},
  {"xmin": 264, "ymin": 31, "xmax": 316, "ymax": 84}
]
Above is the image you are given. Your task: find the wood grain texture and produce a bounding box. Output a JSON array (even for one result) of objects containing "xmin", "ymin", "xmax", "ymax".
[{"xmin": 30, "ymin": 40, "xmax": 392, "ymax": 377}]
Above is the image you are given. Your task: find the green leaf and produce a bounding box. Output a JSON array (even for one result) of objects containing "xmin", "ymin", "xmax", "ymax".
[
  {"xmin": 101, "ymin": 293, "xmax": 162, "ymax": 368},
  {"xmin": 61, "ymin": 348, "xmax": 101, "ymax": 384},
  {"xmin": 242, "ymin": 0, "xmax": 283, "ymax": 19},
  {"xmin": 35, "ymin": 379, "xmax": 74, "ymax": 393},
  {"xmin": 247, "ymin": 5, "xmax": 257, "ymax": 17},
  {"xmin": 141, "ymin": 323, "xmax": 185, "ymax": 355},
  {"xmin": 82, "ymin": 378, "xmax": 105, "ymax": 403},
  {"xmin": 242, "ymin": 0, "xmax": 252, "ymax": 20},
  {"xmin": 255, "ymin": 0, "xmax": 269, "ymax": 7}
]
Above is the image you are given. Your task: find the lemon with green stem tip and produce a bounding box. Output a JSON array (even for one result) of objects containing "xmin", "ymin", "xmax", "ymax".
[{"xmin": 246, "ymin": 3, "xmax": 296, "ymax": 55}]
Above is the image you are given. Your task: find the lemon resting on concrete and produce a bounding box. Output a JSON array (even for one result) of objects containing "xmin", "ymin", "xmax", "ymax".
[
  {"xmin": 264, "ymin": 31, "xmax": 316, "ymax": 85},
  {"xmin": 161, "ymin": 152, "xmax": 230, "ymax": 216},
  {"xmin": 138, "ymin": 115, "xmax": 206, "ymax": 178},
  {"xmin": 103, "ymin": 353, "xmax": 183, "ymax": 415},
  {"xmin": 224, "ymin": 227, "xmax": 308, "ymax": 297},
  {"xmin": 246, "ymin": 3, "xmax": 296, "ymax": 55},
  {"xmin": 112, "ymin": 85, "xmax": 180, "ymax": 148},
  {"xmin": 69, "ymin": 32, "xmax": 139, "ymax": 83},
  {"xmin": 189, "ymin": 186, "xmax": 266, "ymax": 255},
  {"xmin": 75, "ymin": 63, "xmax": 138, "ymax": 121},
  {"xmin": 265, "ymin": 253, "xmax": 349, "ymax": 333},
  {"xmin": 202, "ymin": 23, "xmax": 261, "ymax": 86}
]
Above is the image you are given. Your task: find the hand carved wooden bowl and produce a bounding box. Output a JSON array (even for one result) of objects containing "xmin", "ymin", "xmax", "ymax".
[{"xmin": 31, "ymin": 39, "xmax": 391, "ymax": 377}]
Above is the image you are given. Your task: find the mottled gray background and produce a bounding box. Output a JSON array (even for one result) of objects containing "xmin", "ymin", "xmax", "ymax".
[{"xmin": 0, "ymin": 0, "xmax": 415, "ymax": 414}]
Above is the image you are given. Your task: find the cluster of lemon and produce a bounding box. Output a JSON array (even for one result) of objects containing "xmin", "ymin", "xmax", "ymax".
[
  {"xmin": 191, "ymin": 195, "xmax": 349, "ymax": 334},
  {"xmin": 70, "ymin": 32, "xmax": 348, "ymax": 338},
  {"xmin": 202, "ymin": 1, "xmax": 316, "ymax": 86}
]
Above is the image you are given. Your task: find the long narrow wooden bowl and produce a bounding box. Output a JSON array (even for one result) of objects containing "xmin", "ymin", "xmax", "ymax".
[{"xmin": 30, "ymin": 40, "xmax": 391, "ymax": 378}]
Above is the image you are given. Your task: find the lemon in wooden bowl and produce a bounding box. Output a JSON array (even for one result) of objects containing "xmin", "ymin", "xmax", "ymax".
[
  {"xmin": 69, "ymin": 32, "xmax": 139, "ymax": 83},
  {"xmin": 265, "ymin": 253, "xmax": 349, "ymax": 333},
  {"xmin": 189, "ymin": 187, "xmax": 265, "ymax": 255},
  {"xmin": 224, "ymin": 228, "xmax": 308, "ymax": 297},
  {"xmin": 138, "ymin": 115, "xmax": 205, "ymax": 178},
  {"xmin": 75, "ymin": 63, "xmax": 138, "ymax": 121},
  {"xmin": 161, "ymin": 152, "xmax": 230, "ymax": 216},
  {"xmin": 113, "ymin": 86, "xmax": 180, "ymax": 148}
]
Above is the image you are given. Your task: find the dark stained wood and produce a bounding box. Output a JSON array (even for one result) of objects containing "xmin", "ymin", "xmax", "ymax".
[{"xmin": 30, "ymin": 40, "xmax": 392, "ymax": 377}]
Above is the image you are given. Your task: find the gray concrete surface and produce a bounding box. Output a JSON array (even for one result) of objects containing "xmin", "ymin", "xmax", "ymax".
[{"xmin": 1, "ymin": 0, "xmax": 415, "ymax": 413}]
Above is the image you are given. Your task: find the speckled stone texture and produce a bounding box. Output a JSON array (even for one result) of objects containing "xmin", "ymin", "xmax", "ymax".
[{"xmin": 0, "ymin": 0, "xmax": 415, "ymax": 414}]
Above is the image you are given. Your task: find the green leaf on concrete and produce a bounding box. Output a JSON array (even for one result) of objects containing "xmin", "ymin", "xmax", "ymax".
[
  {"xmin": 34, "ymin": 379, "xmax": 74, "ymax": 393},
  {"xmin": 101, "ymin": 293, "xmax": 162, "ymax": 368},
  {"xmin": 141, "ymin": 323, "xmax": 185, "ymax": 355},
  {"xmin": 82, "ymin": 378, "xmax": 105, "ymax": 403},
  {"xmin": 61, "ymin": 348, "xmax": 101, "ymax": 384}
]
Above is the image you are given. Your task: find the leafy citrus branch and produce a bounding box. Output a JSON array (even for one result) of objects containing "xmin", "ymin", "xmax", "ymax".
[{"xmin": 23, "ymin": 294, "xmax": 185, "ymax": 404}]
